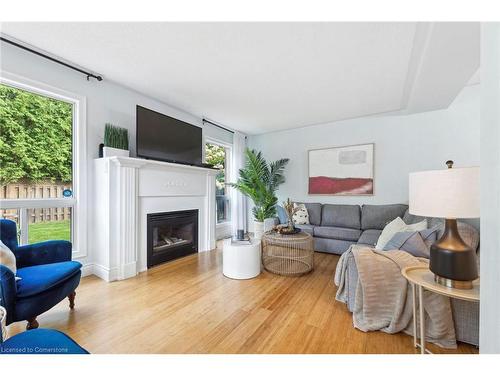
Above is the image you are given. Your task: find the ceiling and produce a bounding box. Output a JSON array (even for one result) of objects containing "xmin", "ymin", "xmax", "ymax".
[{"xmin": 0, "ymin": 22, "xmax": 479, "ymax": 134}]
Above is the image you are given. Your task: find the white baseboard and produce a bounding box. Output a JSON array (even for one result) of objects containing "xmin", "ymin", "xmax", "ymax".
[
  {"xmin": 81, "ymin": 263, "xmax": 94, "ymax": 277},
  {"xmin": 92, "ymin": 263, "xmax": 118, "ymax": 282},
  {"xmin": 120, "ymin": 262, "xmax": 138, "ymax": 280},
  {"xmin": 81, "ymin": 263, "xmax": 138, "ymax": 282}
]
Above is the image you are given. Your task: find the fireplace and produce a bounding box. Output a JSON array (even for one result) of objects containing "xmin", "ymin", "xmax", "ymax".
[{"xmin": 147, "ymin": 209, "xmax": 198, "ymax": 268}]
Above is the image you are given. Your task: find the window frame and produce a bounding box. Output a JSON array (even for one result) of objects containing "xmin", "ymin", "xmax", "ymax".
[
  {"xmin": 0, "ymin": 71, "xmax": 88, "ymax": 259},
  {"xmin": 204, "ymin": 137, "xmax": 232, "ymax": 227}
]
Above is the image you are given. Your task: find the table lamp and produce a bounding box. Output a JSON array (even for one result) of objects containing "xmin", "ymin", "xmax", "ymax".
[{"xmin": 409, "ymin": 161, "xmax": 479, "ymax": 289}]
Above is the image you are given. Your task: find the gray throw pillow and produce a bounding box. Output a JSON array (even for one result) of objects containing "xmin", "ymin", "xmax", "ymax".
[
  {"xmin": 382, "ymin": 227, "xmax": 439, "ymax": 258},
  {"xmin": 421, "ymin": 227, "xmax": 439, "ymax": 248}
]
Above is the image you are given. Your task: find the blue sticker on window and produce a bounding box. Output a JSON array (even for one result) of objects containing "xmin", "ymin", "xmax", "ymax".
[{"xmin": 63, "ymin": 189, "xmax": 73, "ymax": 197}]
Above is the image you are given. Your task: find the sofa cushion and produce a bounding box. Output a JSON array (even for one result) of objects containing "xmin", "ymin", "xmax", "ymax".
[
  {"xmin": 321, "ymin": 204, "xmax": 361, "ymax": 229},
  {"xmin": 16, "ymin": 261, "xmax": 82, "ymax": 298},
  {"xmin": 357, "ymin": 229, "xmax": 382, "ymax": 246},
  {"xmin": 361, "ymin": 204, "xmax": 408, "ymax": 230},
  {"xmin": 455, "ymin": 221, "xmax": 480, "ymax": 252},
  {"xmin": 402, "ymin": 209, "xmax": 444, "ymax": 229},
  {"xmin": 314, "ymin": 226, "xmax": 361, "ymax": 242},
  {"xmin": 297, "ymin": 202, "xmax": 322, "ymax": 226},
  {"xmin": 402, "ymin": 208, "xmax": 427, "ymax": 225},
  {"xmin": 295, "ymin": 224, "xmax": 315, "ymax": 236},
  {"xmin": 314, "ymin": 237, "xmax": 355, "ymax": 255}
]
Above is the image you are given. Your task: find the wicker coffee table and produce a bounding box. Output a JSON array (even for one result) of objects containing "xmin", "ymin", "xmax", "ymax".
[{"xmin": 261, "ymin": 231, "xmax": 314, "ymax": 276}]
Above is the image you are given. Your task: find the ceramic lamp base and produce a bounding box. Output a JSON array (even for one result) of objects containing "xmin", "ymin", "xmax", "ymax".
[{"xmin": 429, "ymin": 218, "xmax": 478, "ymax": 289}]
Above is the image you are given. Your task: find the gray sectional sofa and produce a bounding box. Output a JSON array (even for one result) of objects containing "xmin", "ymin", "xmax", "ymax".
[
  {"xmin": 275, "ymin": 202, "xmax": 480, "ymax": 346},
  {"xmin": 278, "ymin": 203, "xmax": 410, "ymax": 254}
]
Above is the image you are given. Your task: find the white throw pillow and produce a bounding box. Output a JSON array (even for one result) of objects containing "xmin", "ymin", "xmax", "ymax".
[
  {"xmin": 375, "ymin": 217, "xmax": 427, "ymax": 250},
  {"xmin": 0, "ymin": 306, "xmax": 7, "ymax": 343},
  {"xmin": 405, "ymin": 220, "xmax": 428, "ymax": 232},
  {"xmin": 0, "ymin": 240, "xmax": 17, "ymax": 274},
  {"xmin": 292, "ymin": 203, "xmax": 310, "ymax": 225}
]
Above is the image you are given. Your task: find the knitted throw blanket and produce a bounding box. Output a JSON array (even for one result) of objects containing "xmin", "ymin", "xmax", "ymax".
[{"xmin": 335, "ymin": 245, "xmax": 457, "ymax": 349}]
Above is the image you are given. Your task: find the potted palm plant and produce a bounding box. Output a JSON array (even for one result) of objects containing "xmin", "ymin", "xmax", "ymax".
[
  {"xmin": 103, "ymin": 123, "xmax": 129, "ymax": 158},
  {"xmin": 228, "ymin": 149, "xmax": 289, "ymax": 239}
]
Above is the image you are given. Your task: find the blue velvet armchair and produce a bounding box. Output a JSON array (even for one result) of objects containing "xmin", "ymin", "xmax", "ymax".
[{"xmin": 0, "ymin": 219, "xmax": 82, "ymax": 330}]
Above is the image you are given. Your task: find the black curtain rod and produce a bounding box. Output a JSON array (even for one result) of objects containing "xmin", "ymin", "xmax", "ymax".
[
  {"xmin": 203, "ymin": 118, "xmax": 234, "ymax": 134},
  {"xmin": 1, "ymin": 36, "xmax": 103, "ymax": 82}
]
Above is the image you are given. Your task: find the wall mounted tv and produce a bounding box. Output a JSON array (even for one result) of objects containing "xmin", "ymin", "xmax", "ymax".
[{"xmin": 136, "ymin": 105, "xmax": 203, "ymax": 166}]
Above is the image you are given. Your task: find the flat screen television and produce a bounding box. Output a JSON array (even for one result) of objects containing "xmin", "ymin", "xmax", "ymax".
[{"xmin": 136, "ymin": 105, "xmax": 203, "ymax": 166}]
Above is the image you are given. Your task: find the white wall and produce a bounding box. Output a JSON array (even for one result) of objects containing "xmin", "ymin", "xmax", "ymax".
[
  {"xmin": 479, "ymin": 23, "xmax": 500, "ymax": 354},
  {"xmin": 0, "ymin": 43, "xmax": 230, "ymax": 268},
  {"xmin": 248, "ymin": 84, "xmax": 480, "ymax": 228}
]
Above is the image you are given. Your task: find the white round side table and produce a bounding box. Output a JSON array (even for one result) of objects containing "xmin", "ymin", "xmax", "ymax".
[
  {"xmin": 223, "ymin": 238, "xmax": 261, "ymax": 279},
  {"xmin": 402, "ymin": 265, "xmax": 480, "ymax": 354}
]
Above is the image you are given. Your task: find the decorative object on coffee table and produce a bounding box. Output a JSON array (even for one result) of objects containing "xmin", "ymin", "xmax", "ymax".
[
  {"xmin": 223, "ymin": 238, "xmax": 261, "ymax": 279},
  {"xmin": 103, "ymin": 123, "xmax": 130, "ymax": 158},
  {"xmin": 402, "ymin": 265, "xmax": 479, "ymax": 354},
  {"xmin": 282, "ymin": 198, "xmax": 299, "ymax": 230},
  {"xmin": 262, "ymin": 231, "xmax": 314, "ymax": 276},
  {"xmin": 409, "ymin": 161, "xmax": 479, "ymax": 289},
  {"xmin": 273, "ymin": 224, "xmax": 301, "ymax": 235},
  {"xmin": 308, "ymin": 143, "xmax": 374, "ymax": 195}
]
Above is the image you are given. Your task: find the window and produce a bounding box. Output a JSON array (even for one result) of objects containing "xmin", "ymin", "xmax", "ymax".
[
  {"xmin": 0, "ymin": 84, "xmax": 73, "ymax": 244},
  {"xmin": 0, "ymin": 73, "xmax": 87, "ymax": 258},
  {"xmin": 205, "ymin": 142, "xmax": 231, "ymax": 224}
]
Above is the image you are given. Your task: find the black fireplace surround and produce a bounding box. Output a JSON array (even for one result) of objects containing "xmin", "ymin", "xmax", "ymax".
[{"xmin": 147, "ymin": 209, "xmax": 198, "ymax": 268}]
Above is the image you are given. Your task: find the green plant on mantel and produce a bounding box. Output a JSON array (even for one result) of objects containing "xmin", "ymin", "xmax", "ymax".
[
  {"xmin": 228, "ymin": 148, "xmax": 289, "ymax": 222},
  {"xmin": 104, "ymin": 123, "xmax": 129, "ymax": 150}
]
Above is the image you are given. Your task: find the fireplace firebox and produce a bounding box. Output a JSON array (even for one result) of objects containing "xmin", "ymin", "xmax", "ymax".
[{"xmin": 147, "ymin": 210, "xmax": 198, "ymax": 268}]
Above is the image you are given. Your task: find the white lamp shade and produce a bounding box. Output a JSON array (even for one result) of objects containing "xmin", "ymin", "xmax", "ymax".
[{"xmin": 409, "ymin": 167, "xmax": 480, "ymax": 219}]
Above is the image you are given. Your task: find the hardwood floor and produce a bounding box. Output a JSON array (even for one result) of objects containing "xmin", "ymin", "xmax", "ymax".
[{"xmin": 7, "ymin": 244, "xmax": 478, "ymax": 354}]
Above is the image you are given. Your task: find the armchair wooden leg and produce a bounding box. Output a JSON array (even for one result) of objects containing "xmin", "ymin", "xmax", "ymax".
[
  {"xmin": 26, "ymin": 317, "xmax": 39, "ymax": 330},
  {"xmin": 68, "ymin": 291, "xmax": 76, "ymax": 309}
]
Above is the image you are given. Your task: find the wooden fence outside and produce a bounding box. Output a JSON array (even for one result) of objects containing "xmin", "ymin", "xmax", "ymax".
[{"xmin": 0, "ymin": 181, "xmax": 72, "ymax": 224}]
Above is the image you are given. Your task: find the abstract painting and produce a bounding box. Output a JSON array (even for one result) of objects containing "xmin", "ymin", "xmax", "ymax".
[{"xmin": 308, "ymin": 143, "xmax": 374, "ymax": 195}]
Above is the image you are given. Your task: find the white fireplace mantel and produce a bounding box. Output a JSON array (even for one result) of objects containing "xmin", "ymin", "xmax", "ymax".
[{"xmin": 92, "ymin": 156, "xmax": 218, "ymax": 282}]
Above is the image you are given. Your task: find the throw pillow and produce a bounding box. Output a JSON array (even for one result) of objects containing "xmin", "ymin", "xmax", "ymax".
[
  {"xmin": 382, "ymin": 227, "xmax": 439, "ymax": 258},
  {"xmin": 292, "ymin": 203, "xmax": 310, "ymax": 225},
  {"xmin": 0, "ymin": 306, "xmax": 7, "ymax": 343},
  {"xmin": 375, "ymin": 217, "xmax": 427, "ymax": 250},
  {"xmin": 375, "ymin": 217, "xmax": 407, "ymax": 250},
  {"xmin": 421, "ymin": 226, "xmax": 439, "ymax": 247},
  {"xmin": 276, "ymin": 205, "xmax": 288, "ymax": 225},
  {"xmin": 0, "ymin": 239, "xmax": 17, "ymax": 274}
]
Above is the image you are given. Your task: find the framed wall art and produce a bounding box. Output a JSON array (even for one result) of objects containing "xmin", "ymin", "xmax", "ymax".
[{"xmin": 308, "ymin": 143, "xmax": 374, "ymax": 195}]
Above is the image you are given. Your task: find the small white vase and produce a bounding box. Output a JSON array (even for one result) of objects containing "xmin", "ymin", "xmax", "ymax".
[
  {"xmin": 103, "ymin": 146, "xmax": 130, "ymax": 158},
  {"xmin": 253, "ymin": 220, "xmax": 264, "ymax": 240}
]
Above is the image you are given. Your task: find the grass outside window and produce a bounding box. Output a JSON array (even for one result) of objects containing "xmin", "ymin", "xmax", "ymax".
[{"xmin": 28, "ymin": 220, "xmax": 71, "ymax": 244}]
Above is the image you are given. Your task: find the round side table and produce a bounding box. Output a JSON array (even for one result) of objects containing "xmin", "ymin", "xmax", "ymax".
[
  {"xmin": 261, "ymin": 231, "xmax": 314, "ymax": 276},
  {"xmin": 402, "ymin": 265, "xmax": 480, "ymax": 354},
  {"xmin": 223, "ymin": 238, "xmax": 261, "ymax": 279}
]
